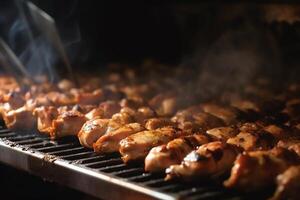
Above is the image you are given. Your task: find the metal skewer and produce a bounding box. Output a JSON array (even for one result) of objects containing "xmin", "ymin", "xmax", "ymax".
[
  {"xmin": 26, "ymin": 1, "xmax": 78, "ymax": 85},
  {"xmin": 0, "ymin": 37, "xmax": 33, "ymax": 88}
]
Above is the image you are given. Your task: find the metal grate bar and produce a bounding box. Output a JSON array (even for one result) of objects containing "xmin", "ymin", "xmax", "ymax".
[
  {"xmin": 15, "ymin": 138, "xmax": 48, "ymax": 145},
  {"xmin": 112, "ymin": 167, "xmax": 144, "ymax": 177},
  {"xmin": 126, "ymin": 173, "xmax": 154, "ymax": 182},
  {"xmin": 143, "ymin": 178, "xmax": 169, "ymax": 187},
  {"xmin": 84, "ymin": 158, "xmax": 123, "ymax": 168},
  {"xmin": 26, "ymin": 142, "xmax": 53, "ymax": 148},
  {"xmin": 48, "ymin": 146, "xmax": 90, "ymax": 156},
  {"xmin": 0, "ymin": 132, "xmax": 17, "ymax": 138},
  {"xmin": 0, "ymin": 129, "xmax": 11, "ymax": 133},
  {"xmin": 36, "ymin": 143, "xmax": 77, "ymax": 152},
  {"xmin": 8, "ymin": 134, "xmax": 38, "ymax": 142},
  {"xmin": 98, "ymin": 163, "xmax": 128, "ymax": 172},
  {"xmin": 60, "ymin": 152, "xmax": 95, "ymax": 161},
  {"xmin": 75, "ymin": 155, "xmax": 109, "ymax": 164}
]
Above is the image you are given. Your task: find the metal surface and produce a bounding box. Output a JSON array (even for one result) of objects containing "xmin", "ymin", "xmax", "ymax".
[
  {"xmin": 0, "ymin": 126, "xmax": 262, "ymax": 200},
  {"xmin": 26, "ymin": 1, "xmax": 77, "ymax": 85},
  {"xmin": 0, "ymin": 38, "xmax": 33, "ymax": 86}
]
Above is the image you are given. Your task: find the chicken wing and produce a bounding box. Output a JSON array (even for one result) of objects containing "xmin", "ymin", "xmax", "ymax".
[
  {"xmin": 271, "ymin": 165, "xmax": 300, "ymax": 200},
  {"xmin": 93, "ymin": 123, "xmax": 144, "ymax": 153},
  {"xmin": 224, "ymin": 147, "xmax": 299, "ymax": 191},
  {"xmin": 201, "ymin": 103, "xmax": 238, "ymax": 125},
  {"xmin": 145, "ymin": 134, "xmax": 210, "ymax": 172},
  {"xmin": 206, "ymin": 126, "xmax": 238, "ymax": 141},
  {"xmin": 119, "ymin": 127, "xmax": 186, "ymax": 163},
  {"xmin": 78, "ymin": 118, "xmax": 110, "ymax": 148},
  {"xmin": 50, "ymin": 110, "xmax": 87, "ymax": 138},
  {"xmin": 165, "ymin": 141, "xmax": 237, "ymax": 181}
]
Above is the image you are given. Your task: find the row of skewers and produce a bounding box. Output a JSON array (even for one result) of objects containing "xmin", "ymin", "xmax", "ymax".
[{"xmin": 0, "ymin": 64, "xmax": 300, "ymax": 199}]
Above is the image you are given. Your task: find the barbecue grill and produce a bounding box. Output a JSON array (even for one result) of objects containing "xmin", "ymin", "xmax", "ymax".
[
  {"xmin": 0, "ymin": 123, "xmax": 270, "ymax": 200},
  {"xmin": 0, "ymin": 1, "xmax": 300, "ymax": 200}
]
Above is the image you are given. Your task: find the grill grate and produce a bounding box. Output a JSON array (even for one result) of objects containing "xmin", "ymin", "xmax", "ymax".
[{"xmin": 0, "ymin": 126, "xmax": 269, "ymax": 200}]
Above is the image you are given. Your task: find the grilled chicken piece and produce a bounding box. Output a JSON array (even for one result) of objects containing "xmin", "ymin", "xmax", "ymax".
[
  {"xmin": 119, "ymin": 127, "xmax": 186, "ymax": 163},
  {"xmin": 227, "ymin": 122, "xmax": 276, "ymax": 151},
  {"xmin": 193, "ymin": 112, "xmax": 226, "ymax": 130},
  {"xmin": 85, "ymin": 101, "xmax": 121, "ymax": 120},
  {"xmin": 230, "ymin": 99, "xmax": 260, "ymax": 113},
  {"xmin": 227, "ymin": 131, "xmax": 274, "ymax": 151},
  {"xmin": 50, "ymin": 110, "xmax": 87, "ymax": 138},
  {"xmin": 145, "ymin": 134, "xmax": 210, "ymax": 172},
  {"xmin": 119, "ymin": 97, "xmax": 145, "ymax": 109},
  {"xmin": 145, "ymin": 118, "xmax": 177, "ymax": 130},
  {"xmin": 171, "ymin": 106, "xmax": 202, "ymax": 124},
  {"xmin": 263, "ymin": 125, "xmax": 287, "ymax": 140},
  {"xmin": 34, "ymin": 106, "xmax": 59, "ymax": 133},
  {"xmin": 224, "ymin": 147, "xmax": 299, "ymax": 191},
  {"xmin": 277, "ymin": 140, "xmax": 300, "ymax": 157},
  {"xmin": 93, "ymin": 123, "xmax": 144, "ymax": 153},
  {"xmin": 0, "ymin": 91, "xmax": 25, "ymax": 110},
  {"xmin": 165, "ymin": 141, "xmax": 237, "ymax": 181},
  {"xmin": 282, "ymin": 98, "xmax": 300, "ymax": 119},
  {"xmin": 133, "ymin": 107, "xmax": 156, "ymax": 124},
  {"xmin": 57, "ymin": 79, "xmax": 75, "ymax": 91},
  {"xmin": 78, "ymin": 118, "xmax": 109, "ymax": 148},
  {"xmin": 2, "ymin": 105, "xmax": 37, "ymax": 131},
  {"xmin": 107, "ymin": 107, "xmax": 155, "ymax": 132},
  {"xmin": 149, "ymin": 93, "xmax": 179, "ymax": 116},
  {"xmin": 81, "ymin": 107, "xmax": 155, "ymax": 150},
  {"xmin": 171, "ymin": 106, "xmax": 225, "ymax": 132},
  {"xmin": 42, "ymin": 91, "xmax": 76, "ymax": 106},
  {"xmin": 271, "ymin": 165, "xmax": 300, "ymax": 200},
  {"xmin": 206, "ymin": 126, "xmax": 238, "ymax": 141},
  {"xmin": 201, "ymin": 103, "xmax": 238, "ymax": 125},
  {"xmin": 74, "ymin": 89, "xmax": 105, "ymax": 105}
]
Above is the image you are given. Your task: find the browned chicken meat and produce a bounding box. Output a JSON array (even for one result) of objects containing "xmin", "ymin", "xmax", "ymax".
[
  {"xmin": 50, "ymin": 110, "xmax": 87, "ymax": 138},
  {"xmin": 93, "ymin": 123, "xmax": 145, "ymax": 153},
  {"xmin": 78, "ymin": 118, "xmax": 110, "ymax": 148},
  {"xmin": 271, "ymin": 165, "xmax": 300, "ymax": 200},
  {"xmin": 206, "ymin": 126, "xmax": 238, "ymax": 141},
  {"xmin": 227, "ymin": 122, "xmax": 276, "ymax": 151},
  {"xmin": 171, "ymin": 106, "xmax": 225, "ymax": 132},
  {"xmin": 2, "ymin": 104, "xmax": 37, "ymax": 131},
  {"xmin": 201, "ymin": 103, "xmax": 238, "ymax": 125},
  {"xmin": 165, "ymin": 141, "xmax": 238, "ymax": 181},
  {"xmin": 34, "ymin": 106, "xmax": 59, "ymax": 133},
  {"xmin": 119, "ymin": 127, "xmax": 187, "ymax": 163},
  {"xmin": 79, "ymin": 107, "xmax": 155, "ymax": 150},
  {"xmin": 144, "ymin": 134, "xmax": 210, "ymax": 172},
  {"xmin": 145, "ymin": 118, "xmax": 177, "ymax": 130},
  {"xmin": 149, "ymin": 92, "xmax": 180, "ymax": 116},
  {"xmin": 224, "ymin": 147, "xmax": 299, "ymax": 191},
  {"xmin": 277, "ymin": 139, "xmax": 300, "ymax": 157}
]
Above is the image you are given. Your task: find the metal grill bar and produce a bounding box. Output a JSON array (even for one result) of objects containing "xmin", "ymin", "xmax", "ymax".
[{"xmin": 0, "ymin": 128, "xmax": 267, "ymax": 200}]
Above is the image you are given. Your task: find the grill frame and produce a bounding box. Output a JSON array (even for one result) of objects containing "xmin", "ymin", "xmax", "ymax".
[{"xmin": 0, "ymin": 127, "xmax": 262, "ymax": 200}]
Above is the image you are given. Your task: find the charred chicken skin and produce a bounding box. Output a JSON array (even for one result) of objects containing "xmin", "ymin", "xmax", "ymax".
[
  {"xmin": 165, "ymin": 141, "xmax": 238, "ymax": 181},
  {"xmin": 224, "ymin": 147, "xmax": 300, "ymax": 191},
  {"xmin": 145, "ymin": 134, "xmax": 210, "ymax": 172},
  {"xmin": 119, "ymin": 127, "xmax": 187, "ymax": 163}
]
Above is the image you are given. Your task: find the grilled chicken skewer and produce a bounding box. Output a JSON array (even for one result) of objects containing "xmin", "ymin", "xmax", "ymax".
[
  {"xmin": 144, "ymin": 111, "xmax": 235, "ymax": 172},
  {"xmin": 118, "ymin": 103, "xmax": 236, "ymax": 163},
  {"xmin": 165, "ymin": 141, "xmax": 238, "ymax": 181}
]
